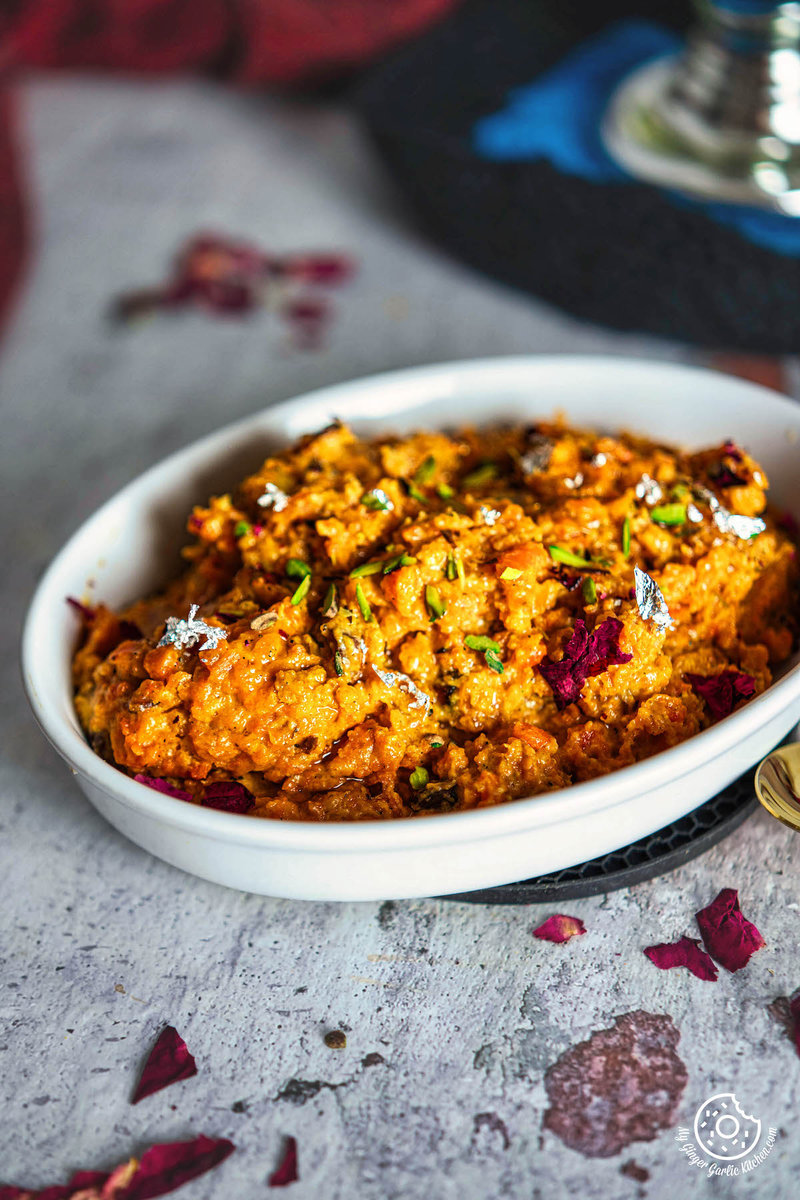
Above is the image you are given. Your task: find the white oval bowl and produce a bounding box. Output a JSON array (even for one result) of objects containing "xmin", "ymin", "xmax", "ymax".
[{"xmin": 22, "ymin": 356, "xmax": 800, "ymax": 900}]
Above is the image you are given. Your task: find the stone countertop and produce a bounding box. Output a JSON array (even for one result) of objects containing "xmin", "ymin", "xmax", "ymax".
[{"xmin": 1, "ymin": 76, "xmax": 797, "ymax": 1199}]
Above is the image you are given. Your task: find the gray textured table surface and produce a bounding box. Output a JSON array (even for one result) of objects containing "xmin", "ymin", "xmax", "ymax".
[{"xmin": 1, "ymin": 76, "xmax": 798, "ymax": 1199}]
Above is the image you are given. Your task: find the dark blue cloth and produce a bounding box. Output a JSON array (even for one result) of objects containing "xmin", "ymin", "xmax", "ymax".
[{"xmin": 474, "ymin": 19, "xmax": 800, "ymax": 256}]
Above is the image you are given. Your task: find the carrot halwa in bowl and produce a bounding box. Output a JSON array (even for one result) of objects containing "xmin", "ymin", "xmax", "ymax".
[{"xmin": 71, "ymin": 414, "xmax": 799, "ymax": 823}]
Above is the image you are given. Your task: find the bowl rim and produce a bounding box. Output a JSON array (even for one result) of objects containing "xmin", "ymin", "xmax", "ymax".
[{"xmin": 22, "ymin": 353, "xmax": 800, "ymax": 854}]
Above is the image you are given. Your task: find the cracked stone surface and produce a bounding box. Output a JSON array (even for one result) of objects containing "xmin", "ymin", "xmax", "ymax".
[{"xmin": 1, "ymin": 75, "xmax": 799, "ymax": 1198}]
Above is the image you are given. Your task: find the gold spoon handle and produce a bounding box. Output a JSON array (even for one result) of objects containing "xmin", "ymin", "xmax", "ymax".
[{"xmin": 755, "ymin": 743, "xmax": 800, "ymax": 832}]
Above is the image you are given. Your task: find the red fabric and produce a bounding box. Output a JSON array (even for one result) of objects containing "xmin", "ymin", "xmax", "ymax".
[
  {"xmin": 0, "ymin": 0, "xmax": 460, "ymax": 343},
  {"xmin": 1, "ymin": 0, "xmax": 460, "ymax": 84},
  {"xmin": 0, "ymin": 87, "xmax": 27, "ymax": 340}
]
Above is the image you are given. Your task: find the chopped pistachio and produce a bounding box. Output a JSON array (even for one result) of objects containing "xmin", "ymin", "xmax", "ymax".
[
  {"xmin": 485, "ymin": 650, "xmax": 504, "ymax": 674},
  {"xmin": 548, "ymin": 545, "xmax": 594, "ymax": 569},
  {"xmin": 350, "ymin": 560, "xmax": 384, "ymax": 578},
  {"xmin": 290, "ymin": 574, "xmax": 311, "ymax": 605},
  {"xmin": 250, "ymin": 612, "xmax": 278, "ymax": 632},
  {"xmin": 321, "ymin": 583, "xmax": 338, "ymax": 618},
  {"xmin": 383, "ymin": 551, "xmax": 416, "ymax": 574},
  {"xmin": 286, "ymin": 558, "xmax": 311, "ymax": 579},
  {"xmin": 413, "ymin": 455, "xmax": 436, "ymax": 485},
  {"xmin": 500, "ymin": 566, "xmax": 523, "ymax": 581},
  {"xmin": 582, "ymin": 577, "xmax": 597, "ymax": 605},
  {"xmin": 355, "ymin": 581, "xmax": 372, "ymax": 622},
  {"xmin": 622, "ymin": 516, "xmax": 631, "ymax": 558},
  {"xmin": 436, "ymin": 482, "xmax": 455, "ymax": 500},
  {"xmin": 426, "ymin": 585, "xmax": 446, "ymax": 622},
  {"xmin": 462, "ymin": 461, "xmax": 498, "ymax": 489},
  {"xmin": 650, "ymin": 503, "xmax": 687, "ymax": 527},
  {"xmin": 409, "ymin": 767, "xmax": 429, "ymax": 790},
  {"xmin": 233, "ymin": 520, "xmax": 251, "ymax": 538},
  {"xmin": 464, "ymin": 634, "xmax": 501, "ymax": 653}
]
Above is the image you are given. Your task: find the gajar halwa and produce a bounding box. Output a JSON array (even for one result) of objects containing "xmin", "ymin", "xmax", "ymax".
[{"xmin": 72, "ymin": 420, "xmax": 799, "ymax": 821}]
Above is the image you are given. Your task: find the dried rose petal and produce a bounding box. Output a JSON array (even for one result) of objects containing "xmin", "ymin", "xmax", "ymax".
[
  {"xmin": 643, "ymin": 936, "xmax": 718, "ymax": 981},
  {"xmin": 696, "ymin": 888, "xmax": 765, "ymax": 972},
  {"xmin": 533, "ymin": 915, "xmax": 586, "ymax": 943},
  {"xmin": 282, "ymin": 296, "xmax": 331, "ymax": 349},
  {"xmin": 685, "ymin": 670, "xmax": 756, "ymax": 721},
  {"xmin": 123, "ymin": 1136, "xmax": 234, "ymax": 1200},
  {"xmin": 711, "ymin": 465, "xmax": 747, "ymax": 488},
  {"xmin": 548, "ymin": 567, "xmax": 582, "ymax": 591},
  {"xmin": 134, "ymin": 775, "xmax": 193, "ymax": 804},
  {"xmin": 0, "ymin": 1138, "xmax": 233, "ymax": 1200},
  {"xmin": 278, "ymin": 254, "xmax": 355, "ymax": 285},
  {"xmin": 268, "ymin": 1137, "xmax": 298, "ymax": 1188},
  {"xmin": 779, "ymin": 510, "xmax": 800, "ymax": 540},
  {"xmin": 66, "ymin": 597, "xmax": 96, "ymax": 623},
  {"xmin": 539, "ymin": 618, "xmax": 632, "ymax": 710},
  {"xmin": 0, "ymin": 1173, "xmax": 110, "ymax": 1200},
  {"xmin": 790, "ymin": 994, "xmax": 800, "ymax": 1058},
  {"xmin": 131, "ymin": 1027, "xmax": 197, "ymax": 1105},
  {"xmin": 202, "ymin": 781, "xmax": 254, "ymax": 814}
]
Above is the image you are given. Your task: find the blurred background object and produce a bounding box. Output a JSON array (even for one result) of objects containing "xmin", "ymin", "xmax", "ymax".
[
  {"xmin": 5, "ymin": 0, "xmax": 800, "ymax": 351},
  {"xmin": 356, "ymin": 0, "xmax": 800, "ymax": 350},
  {"xmin": 605, "ymin": 1, "xmax": 800, "ymax": 214},
  {"xmin": 0, "ymin": 0, "xmax": 460, "ymax": 347}
]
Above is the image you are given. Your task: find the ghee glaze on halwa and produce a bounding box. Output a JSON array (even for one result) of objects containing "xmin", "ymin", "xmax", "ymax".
[{"xmin": 72, "ymin": 421, "xmax": 799, "ymax": 821}]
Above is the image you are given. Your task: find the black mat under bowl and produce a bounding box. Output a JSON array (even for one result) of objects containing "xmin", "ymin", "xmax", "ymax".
[
  {"xmin": 354, "ymin": 0, "xmax": 800, "ymax": 352},
  {"xmin": 441, "ymin": 768, "xmax": 758, "ymax": 903}
]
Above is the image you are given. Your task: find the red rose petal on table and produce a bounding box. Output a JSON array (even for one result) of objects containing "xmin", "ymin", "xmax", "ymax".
[
  {"xmin": 695, "ymin": 888, "xmax": 765, "ymax": 972},
  {"xmin": 539, "ymin": 618, "xmax": 632, "ymax": 710},
  {"xmin": 268, "ymin": 1137, "xmax": 298, "ymax": 1188},
  {"xmin": 278, "ymin": 253, "xmax": 356, "ymax": 285},
  {"xmin": 685, "ymin": 670, "xmax": 756, "ymax": 721},
  {"xmin": 131, "ymin": 1026, "xmax": 198, "ymax": 1105},
  {"xmin": 202, "ymin": 781, "xmax": 254, "ymax": 814},
  {"xmin": 533, "ymin": 915, "xmax": 586, "ymax": 944},
  {"xmin": 0, "ymin": 1171, "xmax": 110, "ymax": 1199},
  {"xmin": 282, "ymin": 295, "xmax": 331, "ymax": 350},
  {"xmin": 122, "ymin": 1136, "xmax": 234, "ymax": 1200},
  {"xmin": 790, "ymin": 994, "xmax": 800, "ymax": 1058},
  {"xmin": 133, "ymin": 775, "xmax": 193, "ymax": 804},
  {"xmin": 643, "ymin": 935, "xmax": 718, "ymax": 981},
  {"xmin": 0, "ymin": 1139, "xmax": 233, "ymax": 1200}
]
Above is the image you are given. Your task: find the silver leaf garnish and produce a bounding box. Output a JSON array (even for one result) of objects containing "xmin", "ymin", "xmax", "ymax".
[
  {"xmin": 479, "ymin": 505, "xmax": 502, "ymax": 526},
  {"xmin": 158, "ymin": 604, "xmax": 228, "ymax": 651},
  {"xmin": 693, "ymin": 485, "xmax": 765, "ymax": 540},
  {"xmin": 256, "ymin": 481, "xmax": 289, "ymax": 512},
  {"xmin": 363, "ymin": 487, "xmax": 394, "ymax": 512},
  {"xmin": 712, "ymin": 508, "xmax": 766, "ymax": 539},
  {"xmin": 687, "ymin": 502, "xmax": 704, "ymax": 524},
  {"xmin": 634, "ymin": 566, "xmax": 673, "ymax": 630},
  {"xmin": 564, "ymin": 472, "xmax": 585, "ymax": 490},
  {"xmin": 591, "ymin": 452, "xmax": 608, "ymax": 467},
  {"xmin": 372, "ymin": 665, "xmax": 432, "ymax": 711},
  {"xmin": 635, "ymin": 474, "xmax": 663, "ymax": 505},
  {"xmin": 520, "ymin": 436, "xmax": 553, "ymax": 476}
]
